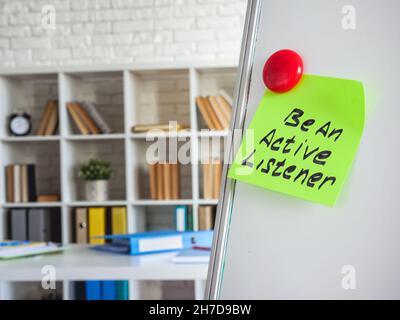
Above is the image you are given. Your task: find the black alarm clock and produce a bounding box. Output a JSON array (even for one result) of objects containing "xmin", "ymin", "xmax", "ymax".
[{"xmin": 8, "ymin": 112, "xmax": 32, "ymax": 136}]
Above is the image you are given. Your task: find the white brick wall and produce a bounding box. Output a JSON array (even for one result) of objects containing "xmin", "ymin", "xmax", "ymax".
[{"xmin": 0, "ymin": 0, "xmax": 247, "ymax": 68}]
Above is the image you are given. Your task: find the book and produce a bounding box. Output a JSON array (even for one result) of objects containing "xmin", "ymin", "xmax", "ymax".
[
  {"xmin": 212, "ymin": 159, "xmax": 222, "ymax": 199},
  {"xmin": 75, "ymin": 208, "xmax": 88, "ymax": 244},
  {"xmin": 163, "ymin": 163, "xmax": 172, "ymax": 200},
  {"xmin": 203, "ymin": 96, "xmax": 223, "ymax": 130},
  {"xmin": 88, "ymin": 207, "xmax": 106, "ymax": 245},
  {"xmin": 37, "ymin": 194, "xmax": 60, "ymax": 202},
  {"xmin": 27, "ymin": 164, "xmax": 37, "ymax": 202},
  {"xmin": 198, "ymin": 206, "xmax": 215, "ymax": 230},
  {"xmin": 202, "ymin": 159, "xmax": 222, "ymax": 199},
  {"xmin": 37, "ymin": 101, "xmax": 54, "ymax": 135},
  {"xmin": 196, "ymin": 96, "xmax": 216, "ymax": 130},
  {"xmin": 216, "ymin": 95, "xmax": 232, "ymax": 126},
  {"xmin": 171, "ymin": 163, "xmax": 180, "ymax": 199},
  {"xmin": 10, "ymin": 209, "xmax": 28, "ymax": 241},
  {"xmin": 175, "ymin": 206, "xmax": 187, "ymax": 232},
  {"xmin": 148, "ymin": 163, "xmax": 157, "ymax": 200},
  {"xmin": 21, "ymin": 165, "xmax": 28, "ymax": 203},
  {"xmin": 13, "ymin": 164, "xmax": 21, "ymax": 203},
  {"xmin": 172, "ymin": 248, "xmax": 211, "ymax": 264},
  {"xmin": 80, "ymin": 101, "xmax": 112, "ymax": 134},
  {"xmin": 74, "ymin": 102, "xmax": 100, "ymax": 134},
  {"xmin": 67, "ymin": 102, "xmax": 90, "ymax": 135},
  {"xmin": 5, "ymin": 165, "xmax": 14, "ymax": 203},
  {"xmin": 202, "ymin": 162, "xmax": 213, "ymax": 199},
  {"xmin": 131, "ymin": 123, "xmax": 187, "ymax": 133},
  {"xmin": 208, "ymin": 95, "xmax": 229, "ymax": 130},
  {"xmin": 28, "ymin": 209, "xmax": 51, "ymax": 241},
  {"xmin": 44, "ymin": 101, "xmax": 59, "ymax": 136},
  {"xmin": 94, "ymin": 230, "xmax": 213, "ymax": 255},
  {"xmin": 156, "ymin": 162, "xmax": 164, "ymax": 200}
]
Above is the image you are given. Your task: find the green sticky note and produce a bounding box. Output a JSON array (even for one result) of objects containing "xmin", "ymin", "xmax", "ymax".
[{"xmin": 228, "ymin": 75, "xmax": 365, "ymax": 206}]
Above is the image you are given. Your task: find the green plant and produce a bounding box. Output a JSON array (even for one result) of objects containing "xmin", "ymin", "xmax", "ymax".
[{"xmin": 79, "ymin": 159, "xmax": 113, "ymax": 181}]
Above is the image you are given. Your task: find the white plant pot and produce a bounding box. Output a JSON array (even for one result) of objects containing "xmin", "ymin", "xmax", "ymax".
[{"xmin": 85, "ymin": 180, "xmax": 109, "ymax": 202}]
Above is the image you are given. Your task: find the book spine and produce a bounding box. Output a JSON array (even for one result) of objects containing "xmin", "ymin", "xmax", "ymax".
[
  {"xmin": 21, "ymin": 164, "xmax": 28, "ymax": 203},
  {"xmin": 36, "ymin": 101, "xmax": 53, "ymax": 135},
  {"xmin": 175, "ymin": 206, "xmax": 187, "ymax": 232},
  {"xmin": 13, "ymin": 165, "xmax": 21, "ymax": 203},
  {"xmin": 67, "ymin": 102, "xmax": 90, "ymax": 135},
  {"xmin": 171, "ymin": 163, "xmax": 180, "ymax": 199},
  {"xmin": 203, "ymin": 162, "xmax": 213, "ymax": 199},
  {"xmin": 156, "ymin": 163, "xmax": 164, "ymax": 200},
  {"xmin": 74, "ymin": 102, "xmax": 100, "ymax": 134},
  {"xmin": 27, "ymin": 164, "xmax": 37, "ymax": 202},
  {"xmin": 212, "ymin": 160, "xmax": 222, "ymax": 199},
  {"xmin": 163, "ymin": 163, "xmax": 172, "ymax": 200},
  {"xmin": 44, "ymin": 101, "xmax": 59, "ymax": 136},
  {"xmin": 216, "ymin": 95, "xmax": 233, "ymax": 125},
  {"xmin": 203, "ymin": 96, "xmax": 224, "ymax": 130},
  {"xmin": 208, "ymin": 96, "xmax": 229, "ymax": 130},
  {"xmin": 196, "ymin": 96, "xmax": 216, "ymax": 130},
  {"xmin": 148, "ymin": 163, "xmax": 157, "ymax": 200},
  {"xmin": 6, "ymin": 165, "xmax": 14, "ymax": 203},
  {"xmin": 81, "ymin": 101, "xmax": 112, "ymax": 134}
]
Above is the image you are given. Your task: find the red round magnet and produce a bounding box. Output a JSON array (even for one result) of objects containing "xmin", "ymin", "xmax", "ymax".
[{"xmin": 263, "ymin": 49, "xmax": 303, "ymax": 93}]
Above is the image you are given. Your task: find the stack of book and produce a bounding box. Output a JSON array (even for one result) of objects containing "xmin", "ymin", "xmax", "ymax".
[
  {"xmin": 66, "ymin": 101, "xmax": 112, "ymax": 135},
  {"xmin": 202, "ymin": 159, "xmax": 222, "ymax": 199},
  {"xmin": 196, "ymin": 92, "xmax": 233, "ymax": 130},
  {"xmin": 73, "ymin": 207, "xmax": 129, "ymax": 301},
  {"xmin": 36, "ymin": 100, "xmax": 59, "ymax": 136},
  {"xmin": 5, "ymin": 164, "xmax": 36, "ymax": 203},
  {"xmin": 9, "ymin": 208, "xmax": 61, "ymax": 242},
  {"xmin": 148, "ymin": 162, "xmax": 180, "ymax": 200}
]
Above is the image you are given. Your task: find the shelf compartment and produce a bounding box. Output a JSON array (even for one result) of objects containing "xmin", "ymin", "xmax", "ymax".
[
  {"xmin": 1, "ymin": 140, "xmax": 61, "ymax": 203},
  {"xmin": 193, "ymin": 67, "xmax": 236, "ymax": 131},
  {"xmin": 132, "ymin": 205, "xmax": 194, "ymax": 232},
  {"xmin": 63, "ymin": 139, "xmax": 126, "ymax": 202},
  {"xmin": 0, "ymin": 73, "xmax": 59, "ymax": 138},
  {"xmin": 61, "ymin": 71, "xmax": 124, "ymax": 135},
  {"xmin": 130, "ymin": 137, "xmax": 193, "ymax": 201},
  {"xmin": 127, "ymin": 69, "xmax": 191, "ymax": 131}
]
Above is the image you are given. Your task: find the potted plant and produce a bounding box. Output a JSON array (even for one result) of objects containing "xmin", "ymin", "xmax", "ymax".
[{"xmin": 79, "ymin": 159, "xmax": 113, "ymax": 201}]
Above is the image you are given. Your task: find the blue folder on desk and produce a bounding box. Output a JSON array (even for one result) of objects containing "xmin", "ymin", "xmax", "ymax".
[{"xmin": 93, "ymin": 230, "xmax": 213, "ymax": 255}]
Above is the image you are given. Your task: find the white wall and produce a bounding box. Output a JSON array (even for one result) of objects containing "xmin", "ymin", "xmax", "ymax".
[{"xmin": 0, "ymin": 0, "xmax": 247, "ymax": 68}]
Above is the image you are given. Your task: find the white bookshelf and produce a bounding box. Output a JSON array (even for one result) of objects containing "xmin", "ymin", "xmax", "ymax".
[{"xmin": 0, "ymin": 63, "xmax": 237, "ymax": 300}]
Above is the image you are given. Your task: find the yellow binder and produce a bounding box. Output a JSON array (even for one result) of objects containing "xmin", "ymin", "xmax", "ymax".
[
  {"xmin": 111, "ymin": 207, "xmax": 127, "ymax": 235},
  {"xmin": 88, "ymin": 207, "xmax": 105, "ymax": 245}
]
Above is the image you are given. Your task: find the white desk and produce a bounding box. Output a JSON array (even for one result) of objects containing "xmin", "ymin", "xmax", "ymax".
[{"xmin": 0, "ymin": 245, "xmax": 208, "ymax": 300}]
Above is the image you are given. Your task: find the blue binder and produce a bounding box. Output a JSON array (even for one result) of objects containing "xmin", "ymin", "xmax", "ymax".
[
  {"xmin": 102, "ymin": 280, "xmax": 117, "ymax": 300},
  {"xmin": 85, "ymin": 281, "xmax": 101, "ymax": 300},
  {"xmin": 94, "ymin": 230, "xmax": 213, "ymax": 255}
]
